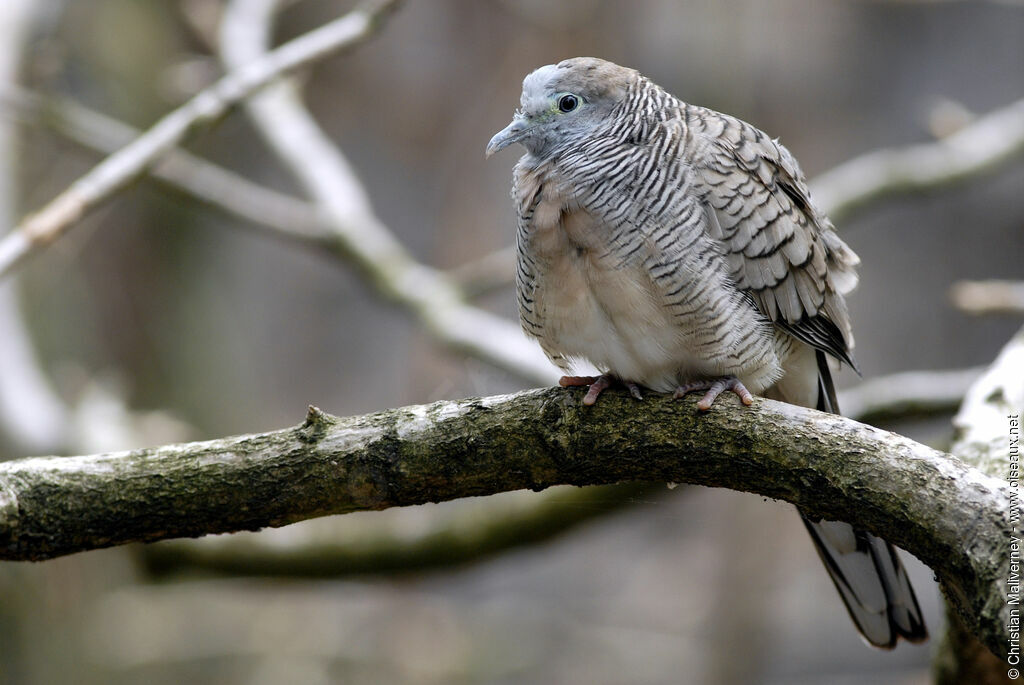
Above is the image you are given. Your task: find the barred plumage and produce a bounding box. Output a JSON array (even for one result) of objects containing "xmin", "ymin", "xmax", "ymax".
[{"xmin": 488, "ymin": 57, "xmax": 926, "ymax": 648}]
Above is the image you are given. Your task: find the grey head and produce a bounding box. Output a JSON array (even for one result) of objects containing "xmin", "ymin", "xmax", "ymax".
[{"xmin": 486, "ymin": 57, "xmax": 639, "ymax": 161}]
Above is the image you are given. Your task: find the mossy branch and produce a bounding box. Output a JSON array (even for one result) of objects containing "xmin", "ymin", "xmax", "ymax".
[{"xmin": 0, "ymin": 389, "xmax": 1011, "ymax": 658}]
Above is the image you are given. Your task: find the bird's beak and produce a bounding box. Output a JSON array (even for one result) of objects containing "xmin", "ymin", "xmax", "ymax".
[{"xmin": 486, "ymin": 114, "xmax": 527, "ymax": 158}]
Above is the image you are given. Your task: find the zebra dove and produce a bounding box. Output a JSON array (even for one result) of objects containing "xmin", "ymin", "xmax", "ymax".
[{"xmin": 487, "ymin": 57, "xmax": 927, "ymax": 648}]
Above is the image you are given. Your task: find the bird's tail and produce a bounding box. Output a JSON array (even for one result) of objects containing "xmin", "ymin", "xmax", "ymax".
[{"xmin": 802, "ymin": 351, "xmax": 928, "ymax": 648}]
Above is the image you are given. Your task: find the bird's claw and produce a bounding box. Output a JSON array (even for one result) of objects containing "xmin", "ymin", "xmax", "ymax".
[
  {"xmin": 559, "ymin": 374, "xmax": 643, "ymax": 405},
  {"xmin": 673, "ymin": 376, "xmax": 754, "ymax": 411},
  {"xmin": 624, "ymin": 381, "xmax": 644, "ymax": 401}
]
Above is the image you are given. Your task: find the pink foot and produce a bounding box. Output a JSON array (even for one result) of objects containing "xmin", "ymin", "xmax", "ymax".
[
  {"xmin": 559, "ymin": 375, "xmax": 643, "ymax": 405},
  {"xmin": 673, "ymin": 376, "xmax": 754, "ymax": 411}
]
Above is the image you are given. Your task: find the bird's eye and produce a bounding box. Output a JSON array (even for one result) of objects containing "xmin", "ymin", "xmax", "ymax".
[{"xmin": 557, "ymin": 94, "xmax": 579, "ymax": 113}]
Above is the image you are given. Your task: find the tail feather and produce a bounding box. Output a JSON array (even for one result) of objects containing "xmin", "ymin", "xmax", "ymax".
[
  {"xmin": 801, "ymin": 515, "xmax": 928, "ymax": 647},
  {"xmin": 805, "ymin": 351, "xmax": 928, "ymax": 648}
]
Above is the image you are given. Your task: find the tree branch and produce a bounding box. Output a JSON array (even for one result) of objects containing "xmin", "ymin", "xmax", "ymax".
[
  {"xmin": 140, "ymin": 365, "xmax": 980, "ymax": 579},
  {"xmin": 0, "ymin": 0, "xmax": 72, "ymax": 452},
  {"xmin": 950, "ymin": 279, "xmax": 1024, "ymax": 316},
  {"xmin": 0, "ymin": 0, "xmax": 402, "ymax": 278},
  {"xmin": 0, "ymin": 84, "xmax": 557, "ymax": 384},
  {"xmin": 0, "ymin": 390, "xmax": 1011, "ymax": 657},
  {"xmin": 837, "ymin": 366, "xmax": 984, "ymax": 425},
  {"xmin": 0, "ymin": 87, "xmax": 331, "ymax": 244},
  {"xmin": 811, "ymin": 96, "xmax": 1024, "ymax": 222},
  {"xmin": 217, "ymin": 0, "xmax": 556, "ymax": 384},
  {"xmin": 938, "ymin": 325, "xmax": 1024, "ymax": 675},
  {"xmin": 140, "ymin": 482, "xmax": 659, "ymax": 579}
]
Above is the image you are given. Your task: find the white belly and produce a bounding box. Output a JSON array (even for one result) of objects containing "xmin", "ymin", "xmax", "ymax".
[{"xmin": 538, "ymin": 249, "xmax": 724, "ymax": 392}]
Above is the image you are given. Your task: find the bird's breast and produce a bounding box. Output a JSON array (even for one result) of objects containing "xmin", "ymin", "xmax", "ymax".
[
  {"xmin": 521, "ymin": 183, "xmax": 704, "ymax": 389},
  {"xmin": 514, "ymin": 160, "xmax": 782, "ymax": 392}
]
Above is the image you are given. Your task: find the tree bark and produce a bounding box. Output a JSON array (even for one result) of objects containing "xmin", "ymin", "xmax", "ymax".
[
  {"xmin": 0, "ymin": 388, "xmax": 1012, "ymax": 659},
  {"xmin": 936, "ymin": 326, "xmax": 1023, "ymax": 681}
]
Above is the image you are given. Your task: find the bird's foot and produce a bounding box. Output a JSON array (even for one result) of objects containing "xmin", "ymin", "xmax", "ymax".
[
  {"xmin": 673, "ymin": 376, "xmax": 754, "ymax": 411},
  {"xmin": 559, "ymin": 374, "xmax": 644, "ymax": 406}
]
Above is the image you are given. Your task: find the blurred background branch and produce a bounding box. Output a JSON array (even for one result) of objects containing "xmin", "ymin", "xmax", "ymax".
[
  {"xmin": 142, "ymin": 482, "xmax": 661, "ymax": 579},
  {"xmin": 950, "ymin": 278, "xmax": 1024, "ymax": 315},
  {"xmin": 218, "ymin": 0, "xmax": 555, "ymax": 384},
  {"xmin": 811, "ymin": 96, "xmax": 1024, "ymax": 222},
  {"xmin": 0, "ymin": 2, "xmax": 191, "ymax": 458},
  {"xmin": 836, "ymin": 366, "xmax": 983, "ymax": 424},
  {"xmin": 0, "ymin": 88, "xmax": 332, "ymax": 244},
  {"xmin": 0, "ymin": 0, "xmax": 69, "ymax": 454},
  {"xmin": 0, "ymin": 0, "xmax": 402, "ymax": 278}
]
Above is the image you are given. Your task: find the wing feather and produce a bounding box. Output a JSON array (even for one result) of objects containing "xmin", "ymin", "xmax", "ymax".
[{"xmin": 689, "ymin": 107, "xmax": 860, "ymax": 367}]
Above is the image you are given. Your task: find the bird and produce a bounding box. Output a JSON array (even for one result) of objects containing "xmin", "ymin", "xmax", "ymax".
[{"xmin": 486, "ymin": 57, "xmax": 927, "ymax": 648}]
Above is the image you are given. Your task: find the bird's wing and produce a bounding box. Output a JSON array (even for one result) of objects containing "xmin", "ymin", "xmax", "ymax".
[
  {"xmin": 689, "ymin": 107, "xmax": 860, "ymax": 368},
  {"xmin": 685, "ymin": 106, "xmax": 927, "ymax": 647}
]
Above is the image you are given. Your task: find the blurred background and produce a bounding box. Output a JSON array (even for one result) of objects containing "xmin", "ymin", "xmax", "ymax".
[{"xmin": 1, "ymin": 0, "xmax": 1023, "ymax": 683}]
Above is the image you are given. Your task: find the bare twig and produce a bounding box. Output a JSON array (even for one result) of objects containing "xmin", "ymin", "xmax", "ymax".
[
  {"xmin": 0, "ymin": 0, "xmax": 403, "ymax": 278},
  {"xmin": 0, "ymin": 7, "xmax": 194, "ymax": 457},
  {"xmin": 141, "ymin": 482, "xmax": 658, "ymax": 578},
  {"xmin": 837, "ymin": 366, "xmax": 985, "ymax": 424},
  {"xmin": 0, "ymin": 0, "xmax": 72, "ymax": 452},
  {"xmin": 950, "ymin": 324, "xmax": 1023, "ymax": 486},
  {"xmin": 812, "ymin": 97, "xmax": 1024, "ymax": 222},
  {"xmin": 0, "ymin": 88, "xmax": 329, "ymax": 242},
  {"xmin": 0, "ymin": 86, "xmax": 556, "ymax": 384},
  {"xmin": 447, "ymin": 245, "xmax": 517, "ymax": 298},
  {"xmin": 950, "ymin": 279, "xmax": 1024, "ymax": 315},
  {"xmin": 218, "ymin": 0, "xmax": 556, "ymax": 384},
  {"xmin": 0, "ymin": 389, "xmax": 1011, "ymax": 658}
]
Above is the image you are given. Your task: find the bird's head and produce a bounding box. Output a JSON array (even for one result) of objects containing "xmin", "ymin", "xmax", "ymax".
[{"xmin": 486, "ymin": 57, "xmax": 637, "ymax": 161}]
